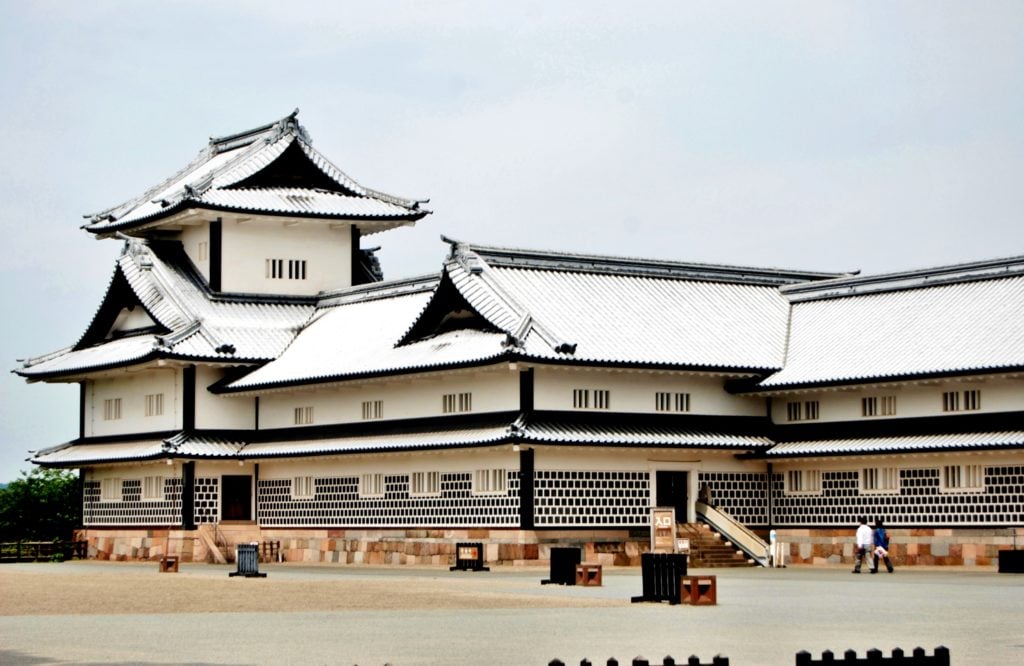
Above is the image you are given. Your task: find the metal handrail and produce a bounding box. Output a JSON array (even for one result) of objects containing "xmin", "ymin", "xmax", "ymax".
[{"xmin": 696, "ymin": 501, "xmax": 769, "ymax": 567}]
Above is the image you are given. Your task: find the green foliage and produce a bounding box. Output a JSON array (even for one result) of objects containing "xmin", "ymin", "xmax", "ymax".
[{"xmin": 0, "ymin": 468, "xmax": 79, "ymax": 542}]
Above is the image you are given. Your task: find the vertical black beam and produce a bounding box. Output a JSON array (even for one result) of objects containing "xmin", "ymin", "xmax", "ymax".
[
  {"xmin": 183, "ymin": 365, "xmax": 196, "ymax": 432},
  {"xmin": 350, "ymin": 225, "xmax": 362, "ymax": 285},
  {"xmin": 76, "ymin": 469, "xmax": 85, "ymax": 531},
  {"xmin": 182, "ymin": 461, "xmax": 196, "ymax": 530},
  {"xmin": 519, "ymin": 447, "xmax": 535, "ymax": 529},
  {"xmin": 78, "ymin": 382, "xmax": 87, "ymax": 439},
  {"xmin": 519, "ymin": 368, "xmax": 534, "ymax": 415},
  {"xmin": 253, "ymin": 463, "xmax": 260, "ymax": 523},
  {"xmin": 254, "ymin": 396, "xmax": 260, "ymax": 431},
  {"xmin": 209, "ymin": 218, "xmax": 223, "ymax": 292}
]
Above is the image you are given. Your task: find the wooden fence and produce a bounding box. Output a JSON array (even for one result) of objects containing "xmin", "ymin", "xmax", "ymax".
[{"xmin": 0, "ymin": 540, "xmax": 87, "ymax": 563}]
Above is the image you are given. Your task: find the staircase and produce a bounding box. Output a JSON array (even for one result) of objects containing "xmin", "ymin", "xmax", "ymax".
[{"xmin": 681, "ymin": 523, "xmax": 756, "ymax": 568}]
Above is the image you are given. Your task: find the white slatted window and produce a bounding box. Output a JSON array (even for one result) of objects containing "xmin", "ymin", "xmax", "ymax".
[
  {"xmin": 442, "ymin": 392, "xmax": 472, "ymax": 414},
  {"xmin": 294, "ymin": 406, "xmax": 314, "ymax": 425},
  {"xmin": 360, "ymin": 473, "xmax": 385, "ymax": 498},
  {"xmin": 411, "ymin": 471, "xmax": 441, "ymax": 497},
  {"xmin": 292, "ymin": 476, "xmax": 315, "ymax": 499},
  {"xmin": 862, "ymin": 467, "xmax": 899, "ymax": 493},
  {"xmin": 943, "ymin": 390, "xmax": 981, "ymax": 412},
  {"xmin": 942, "ymin": 464, "xmax": 984, "ymax": 492},
  {"xmin": 786, "ymin": 470, "xmax": 821, "ymax": 495},
  {"xmin": 786, "ymin": 400, "xmax": 819, "ymax": 422},
  {"xmin": 362, "ymin": 400, "xmax": 384, "ymax": 420},
  {"xmin": 144, "ymin": 393, "xmax": 164, "ymax": 417},
  {"xmin": 143, "ymin": 476, "xmax": 165, "ymax": 500},
  {"xmin": 103, "ymin": 398, "xmax": 122, "ymax": 421},
  {"xmin": 473, "ymin": 469, "xmax": 507, "ymax": 495},
  {"xmin": 574, "ymin": 389, "xmax": 610, "ymax": 410},
  {"xmin": 266, "ymin": 258, "xmax": 307, "ymax": 280},
  {"xmin": 100, "ymin": 478, "xmax": 122, "ymax": 502}
]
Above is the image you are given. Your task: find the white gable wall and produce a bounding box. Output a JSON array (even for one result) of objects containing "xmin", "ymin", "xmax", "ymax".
[
  {"xmin": 85, "ymin": 368, "xmax": 180, "ymax": 437},
  {"xmin": 770, "ymin": 376, "xmax": 1024, "ymax": 425},
  {"xmin": 220, "ymin": 218, "xmax": 352, "ymax": 295},
  {"xmin": 533, "ymin": 367, "xmax": 765, "ymax": 416},
  {"xmin": 257, "ymin": 367, "xmax": 519, "ymax": 429},
  {"xmin": 194, "ymin": 366, "xmax": 256, "ymax": 430}
]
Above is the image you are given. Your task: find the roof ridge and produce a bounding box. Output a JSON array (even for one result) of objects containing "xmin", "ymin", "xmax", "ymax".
[
  {"xmin": 462, "ymin": 241, "xmax": 842, "ymax": 286},
  {"xmin": 781, "ymin": 254, "xmax": 1024, "ymax": 302}
]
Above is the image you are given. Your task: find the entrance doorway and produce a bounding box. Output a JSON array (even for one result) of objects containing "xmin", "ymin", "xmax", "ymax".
[
  {"xmin": 221, "ymin": 475, "xmax": 252, "ymax": 521},
  {"xmin": 655, "ymin": 470, "xmax": 689, "ymax": 523}
]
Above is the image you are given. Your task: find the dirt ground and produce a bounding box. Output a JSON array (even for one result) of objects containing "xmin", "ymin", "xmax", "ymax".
[{"xmin": 0, "ymin": 562, "xmax": 623, "ymax": 615}]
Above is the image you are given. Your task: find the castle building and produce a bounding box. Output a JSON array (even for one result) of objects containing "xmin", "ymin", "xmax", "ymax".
[{"xmin": 17, "ymin": 111, "xmax": 1024, "ymax": 567}]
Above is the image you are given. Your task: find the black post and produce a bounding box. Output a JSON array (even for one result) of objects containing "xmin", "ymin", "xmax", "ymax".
[
  {"xmin": 182, "ymin": 461, "xmax": 196, "ymax": 530},
  {"xmin": 519, "ymin": 447, "xmax": 535, "ymax": 529}
]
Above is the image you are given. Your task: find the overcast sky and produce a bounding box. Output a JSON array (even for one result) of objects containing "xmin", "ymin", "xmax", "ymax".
[{"xmin": 1, "ymin": 1, "xmax": 1022, "ymax": 482}]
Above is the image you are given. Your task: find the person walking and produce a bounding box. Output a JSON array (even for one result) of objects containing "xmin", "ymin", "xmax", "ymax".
[
  {"xmin": 870, "ymin": 518, "xmax": 895, "ymax": 573},
  {"xmin": 852, "ymin": 516, "xmax": 872, "ymax": 573}
]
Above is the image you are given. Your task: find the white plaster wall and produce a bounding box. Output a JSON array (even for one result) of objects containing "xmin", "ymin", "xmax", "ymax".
[
  {"xmin": 770, "ymin": 377, "xmax": 1024, "ymax": 425},
  {"xmin": 533, "ymin": 367, "xmax": 765, "ymax": 416},
  {"xmin": 256, "ymin": 447, "xmax": 519, "ymax": 481},
  {"xmin": 772, "ymin": 450, "xmax": 1024, "ymax": 476},
  {"xmin": 194, "ymin": 366, "xmax": 256, "ymax": 430},
  {"xmin": 180, "ymin": 224, "xmax": 210, "ymax": 282},
  {"xmin": 258, "ymin": 369, "xmax": 519, "ymax": 429},
  {"xmin": 86, "ymin": 368, "xmax": 180, "ymax": 437},
  {"xmin": 220, "ymin": 219, "xmax": 352, "ymax": 295}
]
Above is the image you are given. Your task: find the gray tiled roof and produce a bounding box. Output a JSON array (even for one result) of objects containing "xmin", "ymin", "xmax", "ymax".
[
  {"xmin": 765, "ymin": 431, "xmax": 1024, "ymax": 457},
  {"xmin": 82, "ymin": 110, "xmax": 428, "ymax": 235},
  {"xmin": 758, "ymin": 264, "xmax": 1024, "ymax": 389},
  {"xmin": 17, "ymin": 239, "xmax": 314, "ymax": 379}
]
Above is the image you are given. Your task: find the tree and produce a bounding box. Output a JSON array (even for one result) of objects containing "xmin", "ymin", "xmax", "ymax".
[{"xmin": 0, "ymin": 468, "xmax": 79, "ymax": 542}]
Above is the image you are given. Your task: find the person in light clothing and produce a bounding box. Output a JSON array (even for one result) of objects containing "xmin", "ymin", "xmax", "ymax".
[{"xmin": 852, "ymin": 516, "xmax": 872, "ymax": 573}]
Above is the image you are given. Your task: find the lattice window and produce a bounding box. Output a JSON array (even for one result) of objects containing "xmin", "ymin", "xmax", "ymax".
[
  {"xmin": 142, "ymin": 476, "xmax": 165, "ymax": 500},
  {"xmin": 654, "ymin": 392, "xmax": 692, "ymax": 411},
  {"xmin": 442, "ymin": 392, "xmax": 472, "ymax": 414},
  {"xmin": 942, "ymin": 464, "xmax": 984, "ymax": 492},
  {"xmin": 411, "ymin": 471, "xmax": 441, "ymax": 497},
  {"xmin": 786, "ymin": 469, "xmax": 821, "ymax": 494},
  {"xmin": 266, "ymin": 258, "xmax": 307, "ymax": 280},
  {"xmin": 360, "ymin": 473, "xmax": 385, "ymax": 498},
  {"xmin": 144, "ymin": 393, "xmax": 164, "ymax": 417},
  {"xmin": 786, "ymin": 400, "xmax": 819, "ymax": 422},
  {"xmin": 573, "ymin": 389, "xmax": 610, "ymax": 410},
  {"xmin": 292, "ymin": 476, "xmax": 315, "ymax": 499},
  {"xmin": 103, "ymin": 398, "xmax": 122, "ymax": 421},
  {"xmin": 862, "ymin": 467, "xmax": 899, "ymax": 493},
  {"xmin": 473, "ymin": 469, "xmax": 508, "ymax": 495},
  {"xmin": 100, "ymin": 478, "xmax": 122, "ymax": 501},
  {"xmin": 361, "ymin": 400, "xmax": 384, "ymax": 420},
  {"xmin": 943, "ymin": 390, "xmax": 981, "ymax": 413},
  {"xmin": 294, "ymin": 406, "xmax": 314, "ymax": 425}
]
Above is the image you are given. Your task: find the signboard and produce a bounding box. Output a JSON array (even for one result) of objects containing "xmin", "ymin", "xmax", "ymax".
[
  {"xmin": 677, "ymin": 538, "xmax": 690, "ymax": 554},
  {"xmin": 650, "ymin": 507, "xmax": 677, "ymax": 554},
  {"xmin": 458, "ymin": 544, "xmax": 480, "ymax": 560}
]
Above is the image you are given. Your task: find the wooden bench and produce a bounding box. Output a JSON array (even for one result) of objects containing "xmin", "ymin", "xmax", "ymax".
[{"xmin": 575, "ymin": 563, "xmax": 603, "ymax": 586}]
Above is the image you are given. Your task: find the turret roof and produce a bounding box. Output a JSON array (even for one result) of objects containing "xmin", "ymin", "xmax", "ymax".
[{"xmin": 82, "ymin": 110, "xmax": 429, "ymax": 237}]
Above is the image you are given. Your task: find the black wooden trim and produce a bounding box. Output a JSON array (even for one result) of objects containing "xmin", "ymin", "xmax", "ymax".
[
  {"xmin": 254, "ymin": 396, "xmax": 260, "ymax": 431},
  {"xmin": 519, "ymin": 368, "xmax": 534, "ymax": 415},
  {"xmin": 350, "ymin": 225, "xmax": 360, "ymax": 285},
  {"xmin": 209, "ymin": 218, "xmax": 222, "ymax": 292},
  {"xmin": 518, "ymin": 447, "xmax": 535, "ymax": 529},
  {"xmin": 183, "ymin": 365, "xmax": 196, "ymax": 432},
  {"xmin": 182, "ymin": 461, "xmax": 196, "ymax": 530},
  {"xmin": 78, "ymin": 383, "xmax": 87, "ymax": 439},
  {"xmin": 770, "ymin": 410, "xmax": 1024, "ymax": 442}
]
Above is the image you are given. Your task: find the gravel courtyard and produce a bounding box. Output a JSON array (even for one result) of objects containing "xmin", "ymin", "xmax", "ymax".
[{"xmin": 0, "ymin": 561, "xmax": 1020, "ymax": 665}]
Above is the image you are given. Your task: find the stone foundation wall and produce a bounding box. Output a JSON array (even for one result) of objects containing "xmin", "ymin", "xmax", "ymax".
[
  {"xmin": 75, "ymin": 527, "xmax": 649, "ymax": 566},
  {"xmin": 775, "ymin": 527, "xmax": 1021, "ymax": 567},
  {"xmin": 76, "ymin": 528, "xmax": 195, "ymax": 562}
]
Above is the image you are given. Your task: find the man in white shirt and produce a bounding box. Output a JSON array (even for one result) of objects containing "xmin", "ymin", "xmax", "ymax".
[{"xmin": 852, "ymin": 516, "xmax": 872, "ymax": 573}]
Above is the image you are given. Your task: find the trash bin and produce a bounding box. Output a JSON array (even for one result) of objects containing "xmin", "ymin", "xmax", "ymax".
[
  {"xmin": 542, "ymin": 547, "xmax": 581, "ymax": 585},
  {"xmin": 229, "ymin": 543, "xmax": 267, "ymax": 578},
  {"xmin": 631, "ymin": 552, "xmax": 687, "ymax": 604}
]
